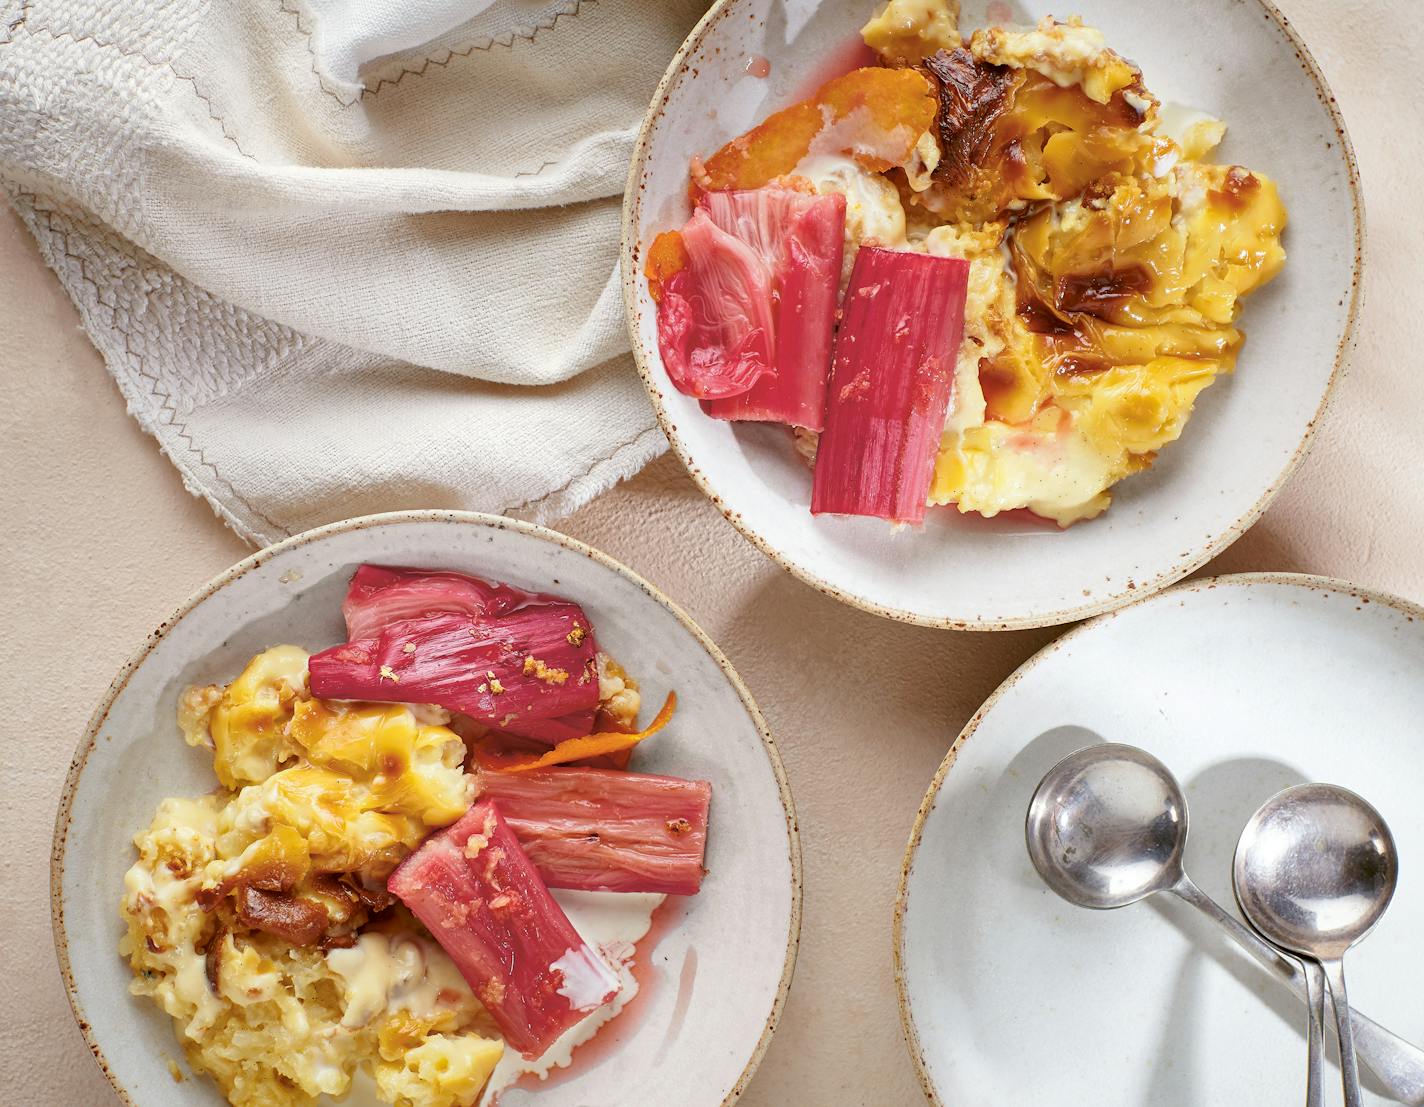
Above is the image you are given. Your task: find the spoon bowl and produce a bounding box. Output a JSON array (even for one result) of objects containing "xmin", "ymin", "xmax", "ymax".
[
  {"xmin": 1234, "ymin": 782, "xmax": 1399, "ymax": 961},
  {"xmin": 1234, "ymin": 782, "xmax": 1400, "ymax": 1107},
  {"xmin": 1026, "ymin": 746, "xmax": 1424, "ymax": 1105},
  {"xmin": 1026, "ymin": 743, "xmax": 1188, "ymax": 910}
]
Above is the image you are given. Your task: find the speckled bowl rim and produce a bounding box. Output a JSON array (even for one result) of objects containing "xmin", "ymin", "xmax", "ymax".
[
  {"xmin": 50, "ymin": 509, "xmax": 803, "ymax": 1107},
  {"xmin": 891, "ymin": 570, "xmax": 1424, "ymax": 1105},
  {"xmin": 619, "ymin": 0, "xmax": 1365, "ymax": 632}
]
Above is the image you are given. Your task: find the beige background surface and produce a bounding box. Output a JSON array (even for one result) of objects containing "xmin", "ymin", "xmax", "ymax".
[{"xmin": 3, "ymin": 1, "xmax": 1422, "ymax": 1102}]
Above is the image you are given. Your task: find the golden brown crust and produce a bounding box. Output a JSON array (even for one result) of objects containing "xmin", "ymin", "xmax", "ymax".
[
  {"xmin": 1054, "ymin": 265, "xmax": 1154, "ymax": 317},
  {"xmin": 922, "ymin": 48, "xmax": 1021, "ymax": 188},
  {"xmin": 235, "ymin": 884, "xmax": 331, "ymax": 946},
  {"xmin": 1209, "ymin": 165, "xmax": 1263, "ymax": 211},
  {"xmin": 203, "ymin": 926, "xmax": 228, "ymax": 993}
]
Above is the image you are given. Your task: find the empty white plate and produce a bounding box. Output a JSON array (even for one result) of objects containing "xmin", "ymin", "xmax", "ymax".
[
  {"xmin": 623, "ymin": 0, "xmax": 1361, "ymax": 628},
  {"xmin": 896, "ymin": 573, "xmax": 1424, "ymax": 1104},
  {"xmin": 52, "ymin": 511, "xmax": 800, "ymax": 1107}
]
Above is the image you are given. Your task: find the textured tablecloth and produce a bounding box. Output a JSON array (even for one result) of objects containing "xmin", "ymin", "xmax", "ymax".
[
  {"xmin": 3, "ymin": 0, "xmax": 1422, "ymax": 1103},
  {"xmin": 0, "ymin": 0, "xmax": 706, "ymax": 544}
]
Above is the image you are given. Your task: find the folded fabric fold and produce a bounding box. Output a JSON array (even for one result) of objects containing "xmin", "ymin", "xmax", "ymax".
[{"xmin": 0, "ymin": 0, "xmax": 706, "ymax": 543}]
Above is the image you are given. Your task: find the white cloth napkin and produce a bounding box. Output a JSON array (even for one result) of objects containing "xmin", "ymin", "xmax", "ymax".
[
  {"xmin": 0, "ymin": 0, "xmax": 706, "ymax": 544},
  {"xmin": 303, "ymin": 0, "xmax": 499, "ymax": 96}
]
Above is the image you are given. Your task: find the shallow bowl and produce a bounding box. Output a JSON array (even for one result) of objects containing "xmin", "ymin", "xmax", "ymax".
[
  {"xmin": 622, "ymin": 0, "xmax": 1361, "ymax": 629},
  {"xmin": 52, "ymin": 511, "xmax": 801, "ymax": 1107},
  {"xmin": 896, "ymin": 573, "xmax": 1423, "ymax": 1104}
]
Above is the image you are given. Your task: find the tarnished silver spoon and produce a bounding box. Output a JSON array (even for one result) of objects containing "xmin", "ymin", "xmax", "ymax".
[
  {"xmin": 1026, "ymin": 744, "xmax": 1424, "ymax": 1104},
  {"xmin": 1236, "ymin": 784, "xmax": 1400, "ymax": 1107}
]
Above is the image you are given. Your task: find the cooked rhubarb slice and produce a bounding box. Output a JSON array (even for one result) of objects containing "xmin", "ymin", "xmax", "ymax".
[
  {"xmin": 505, "ymin": 709, "xmax": 600, "ymax": 745},
  {"xmin": 308, "ymin": 605, "xmax": 599, "ymax": 741},
  {"xmin": 388, "ymin": 799, "xmax": 620, "ymax": 1058},
  {"xmin": 656, "ymin": 208, "xmax": 776, "ymax": 400},
  {"xmin": 479, "ymin": 766, "xmax": 711, "ymax": 896},
  {"xmin": 342, "ymin": 564, "xmax": 555, "ymax": 642},
  {"xmin": 479, "ymin": 692, "xmax": 676, "ymax": 773},
  {"xmin": 699, "ymin": 188, "xmax": 846, "ymax": 430},
  {"xmin": 810, "ymin": 247, "xmax": 970, "ymax": 524}
]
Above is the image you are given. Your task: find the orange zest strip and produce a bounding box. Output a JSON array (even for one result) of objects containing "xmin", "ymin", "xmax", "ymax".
[
  {"xmin": 498, "ymin": 693, "xmax": 677, "ymax": 773},
  {"xmin": 697, "ymin": 67, "xmax": 937, "ymax": 194},
  {"xmin": 644, "ymin": 230, "xmax": 689, "ymax": 303}
]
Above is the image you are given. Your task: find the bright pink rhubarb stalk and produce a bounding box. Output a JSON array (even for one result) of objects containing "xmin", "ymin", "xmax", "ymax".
[
  {"xmin": 656, "ymin": 208, "xmax": 776, "ymax": 400},
  {"xmin": 342, "ymin": 564, "xmax": 550, "ymax": 642},
  {"xmin": 308, "ymin": 605, "xmax": 599, "ymax": 739},
  {"xmin": 335, "ymin": 565, "xmax": 600, "ymax": 742},
  {"xmin": 810, "ymin": 247, "xmax": 969, "ymax": 524},
  {"xmin": 699, "ymin": 188, "xmax": 846, "ymax": 430},
  {"xmin": 479, "ymin": 766, "xmax": 712, "ymax": 896},
  {"xmin": 388, "ymin": 799, "xmax": 620, "ymax": 1058}
]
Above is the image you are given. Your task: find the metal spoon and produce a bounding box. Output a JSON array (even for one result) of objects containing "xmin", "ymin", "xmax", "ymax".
[
  {"xmin": 1235, "ymin": 784, "xmax": 1400, "ymax": 1107},
  {"xmin": 1026, "ymin": 744, "xmax": 1424, "ymax": 1104},
  {"xmin": 1304, "ymin": 957, "xmax": 1329, "ymax": 1107}
]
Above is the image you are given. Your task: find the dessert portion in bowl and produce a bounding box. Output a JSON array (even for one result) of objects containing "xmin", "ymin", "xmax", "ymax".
[
  {"xmin": 644, "ymin": 0, "xmax": 1287, "ymax": 526},
  {"xmin": 120, "ymin": 565, "xmax": 710, "ymax": 1107}
]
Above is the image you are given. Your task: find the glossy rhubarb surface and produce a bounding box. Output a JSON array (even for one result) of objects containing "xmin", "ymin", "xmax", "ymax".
[
  {"xmin": 387, "ymin": 799, "xmax": 620, "ymax": 1059},
  {"xmin": 655, "ymin": 208, "xmax": 777, "ymax": 400},
  {"xmin": 699, "ymin": 188, "xmax": 846, "ymax": 430},
  {"xmin": 309, "ymin": 604, "xmax": 599, "ymax": 740},
  {"xmin": 479, "ymin": 765, "xmax": 711, "ymax": 896},
  {"xmin": 810, "ymin": 247, "xmax": 970, "ymax": 524},
  {"xmin": 341, "ymin": 564, "xmax": 547, "ymax": 642}
]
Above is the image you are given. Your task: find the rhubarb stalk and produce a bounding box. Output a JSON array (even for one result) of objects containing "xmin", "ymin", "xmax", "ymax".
[
  {"xmin": 699, "ymin": 188, "xmax": 846, "ymax": 430},
  {"xmin": 810, "ymin": 247, "xmax": 970, "ymax": 524},
  {"xmin": 492, "ymin": 692, "xmax": 677, "ymax": 772},
  {"xmin": 308, "ymin": 605, "xmax": 599, "ymax": 740},
  {"xmin": 656, "ymin": 209, "xmax": 776, "ymax": 400},
  {"xmin": 479, "ymin": 766, "xmax": 712, "ymax": 896},
  {"xmin": 388, "ymin": 799, "xmax": 620, "ymax": 1058},
  {"xmin": 341, "ymin": 564, "xmax": 552, "ymax": 642}
]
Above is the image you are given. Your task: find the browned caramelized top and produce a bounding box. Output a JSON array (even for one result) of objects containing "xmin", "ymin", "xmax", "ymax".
[
  {"xmin": 1055, "ymin": 265, "xmax": 1154, "ymax": 316},
  {"xmin": 236, "ymin": 884, "xmax": 331, "ymax": 946},
  {"xmin": 923, "ymin": 48, "xmax": 1021, "ymax": 188}
]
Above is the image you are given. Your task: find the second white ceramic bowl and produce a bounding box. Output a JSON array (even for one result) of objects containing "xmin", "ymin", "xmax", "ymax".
[
  {"xmin": 52, "ymin": 512, "xmax": 800, "ymax": 1107},
  {"xmin": 622, "ymin": 0, "xmax": 1361, "ymax": 630}
]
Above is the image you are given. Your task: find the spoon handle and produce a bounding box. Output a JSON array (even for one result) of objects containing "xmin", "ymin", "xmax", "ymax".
[
  {"xmin": 1323, "ymin": 958, "xmax": 1365, "ymax": 1107},
  {"xmin": 1305, "ymin": 959, "xmax": 1325, "ymax": 1107},
  {"xmin": 1353, "ymin": 1013, "xmax": 1424, "ymax": 1106},
  {"xmin": 1171, "ymin": 876, "xmax": 1424, "ymax": 1105},
  {"xmin": 1171, "ymin": 875, "xmax": 1301, "ymax": 984}
]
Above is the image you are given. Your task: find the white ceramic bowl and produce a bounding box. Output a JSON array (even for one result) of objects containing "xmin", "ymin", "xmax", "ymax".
[
  {"xmin": 52, "ymin": 511, "xmax": 800, "ymax": 1107},
  {"xmin": 896, "ymin": 573, "xmax": 1424, "ymax": 1104},
  {"xmin": 622, "ymin": 0, "xmax": 1361, "ymax": 630}
]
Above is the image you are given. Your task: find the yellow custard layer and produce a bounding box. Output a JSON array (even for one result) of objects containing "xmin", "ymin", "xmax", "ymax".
[
  {"xmin": 829, "ymin": 5, "xmax": 1288, "ymax": 523},
  {"xmin": 121, "ymin": 647, "xmax": 501, "ymax": 1107}
]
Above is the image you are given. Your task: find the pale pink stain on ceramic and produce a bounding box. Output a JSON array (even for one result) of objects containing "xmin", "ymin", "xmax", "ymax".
[
  {"xmin": 745, "ymin": 54, "xmax": 772, "ymax": 78},
  {"xmin": 985, "ymin": 0, "xmax": 1013, "ymax": 23}
]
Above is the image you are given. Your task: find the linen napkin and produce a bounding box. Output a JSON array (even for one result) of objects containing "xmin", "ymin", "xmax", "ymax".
[{"xmin": 0, "ymin": 0, "xmax": 706, "ymax": 544}]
